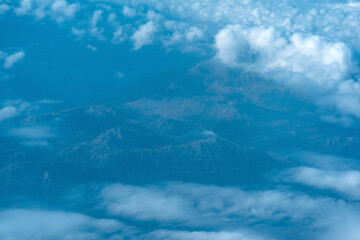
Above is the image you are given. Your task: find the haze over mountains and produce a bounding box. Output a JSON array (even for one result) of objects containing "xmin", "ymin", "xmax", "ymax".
[{"xmin": 2, "ymin": 0, "xmax": 360, "ymax": 239}]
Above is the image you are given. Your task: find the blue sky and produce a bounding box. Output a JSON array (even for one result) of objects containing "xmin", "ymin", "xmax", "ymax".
[{"xmin": 2, "ymin": 0, "xmax": 360, "ymax": 239}]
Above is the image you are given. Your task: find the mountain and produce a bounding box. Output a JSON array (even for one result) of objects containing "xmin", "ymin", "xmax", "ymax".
[{"xmin": 0, "ymin": 105, "xmax": 281, "ymax": 196}]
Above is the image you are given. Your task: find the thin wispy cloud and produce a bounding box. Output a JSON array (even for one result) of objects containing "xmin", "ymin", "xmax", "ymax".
[{"xmin": 3, "ymin": 51, "xmax": 25, "ymax": 68}]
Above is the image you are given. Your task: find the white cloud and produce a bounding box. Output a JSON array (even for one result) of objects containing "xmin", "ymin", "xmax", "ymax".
[
  {"xmin": 15, "ymin": 0, "xmax": 79, "ymax": 22},
  {"xmin": 72, "ymin": 27, "xmax": 86, "ymax": 38},
  {"xmin": 60, "ymin": 0, "xmax": 358, "ymax": 122},
  {"xmin": 214, "ymin": 25, "xmax": 360, "ymax": 120},
  {"xmin": 10, "ymin": 126, "xmax": 56, "ymax": 147},
  {"xmin": 0, "ymin": 106, "xmax": 17, "ymax": 121},
  {"xmin": 214, "ymin": 25, "xmax": 351, "ymax": 85},
  {"xmin": 89, "ymin": 9, "xmax": 107, "ymax": 40},
  {"xmin": 131, "ymin": 21, "xmax": 157, "ymax": 50},
  {"xmin": 15, "ymin": 0, "xmax": 32, "ymax": 15},
  {"xmin": 0, "ymin": 3, "xmax": 10, "ymax": 14},
  {"xmin": 0, "ymin": 209, "xmax": 127, "ymax": 240},
  {"xmin": 185, "ymin": 26, "xmax": 204, "ymax": 42},
  {"xmin": 112, "ymin": 26, "xmax": 126, "ymax": 44},
  {"xmin": 10, "ymin": 126, "xmax": 55, "ymax": 139},
  {"xmin": 281, "ymin": 167, "xmax": 360, "ymax": 200},
  {"xmin": 87, "ymin": 44, "xmax": 98, "ymax": 51},
  {"xmin": 91, "ymin": 9, "xmax": 103, "ymax": 28},
  {"xmin": 100, "ymin": 182, "xmax": 360, "ymax": 240},
  {"xmin": 51, "ymin": 0, "xmax": 78, "ymax": 21},
  {"xmin": 4, "ymin": 51, "xmax": 25, "ymax": 68},
  {"xmin": 0, "ymin": 99, "xmax": 32, "ymax": 121},
  {"xmin": 122, "ymin": 5, "xmax": 136, "ymax": 17},
  {"xmin": 146, "ymin": 230, "xmax": 267, "ymax": 240},
  {"xmin": 102, "ymin": 184, "xmax": 192, "ymax": 221},
  {"xmin": 320, "ymin": 213, "xmax": 360, "ymax": 240},
  {"xmin": 101, "ymin": 182, "xmax": 341, "ymax": 225},
  {"xmin": 107, "ymin": 12, "xmax": 116, "ymax": 23}
]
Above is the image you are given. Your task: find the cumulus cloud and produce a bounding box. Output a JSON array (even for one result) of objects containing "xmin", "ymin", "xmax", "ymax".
[
  {"xmin": 112, "ymin": 26, "xmax": 126, "ymax": 44},
  {"xmin": 0, "ymin": 99, "xmax": 32, "ymax": 121},
  {"xmin": 185, "ymin": 26, "xmax": 204, "ymax": 42},
  {"xmin": 2, "ymin": 181, "xmax": 360, "ymax": 240},
  {"xmin": 122, "ymin": 5, "xmax": 136, "ymax": 17},
  {"xmin": 281, "ymin": 167, "xmax": 360, "ymax": 200},
  {"xmin": 101, "ymin": 182, "xmax": 342, "ymax": 225},
  {"xmin": 15, "ymin": 0, "xmax": 79, "ymax": 22},
  {"xmin": 0, "ymin": 106, "xmax": 17, "ymax": 121},
  {"xmin": 215, "ymin": 25, "xmax": 352, "ymax": 85},
  {"xmin": 90, "ymin": 9, "xmax": 106, "ymax": 40},
  {"xmin": 214, "ymin": 25, "xmax": 360, "ymax": 120},
  {"xmin": 51, "ymin": 0, "xmax": 78, "ymax": 20},
  {"xmin": 72, "ymin": 27, "xmax": 86, "ymax": 38},
  {"xmin": 15, "ymin": 0, "xmax": 32, "ymax": 15},
  {"xmin": 0, "ymin": 209, "xmax": 128, "ymax": 240},
  {"xmin": 131, "ymin": 21, "xmax": 157, "ymax": 50},
  {"xmin": 102, "ymin": 183, "xmax": 191, "ymax": 221},
  {"xmin": 91, "ymin": 9, "xmax": 103, "ymax": 28},
  {"xmin": 53, "ymin": 0, "xmax": 355, "ymax": 122},
  {"xmin": 100, "ymin": 182, "xmax": 360, "ymax": 240},
  {"xmin": 4, "ymin": 51, "xmax": 25, "ymax": 68},
  {"xmin": 274, "ymin": 151, "xmax": 358, "ymax": 171}
]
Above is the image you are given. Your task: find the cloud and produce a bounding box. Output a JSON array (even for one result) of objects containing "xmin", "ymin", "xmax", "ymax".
[
  {"xmin": 102, "ymin": 183, "xmax": 191, "ymax": 221},
  {"xmin": 10, "ymin": 126, "xmax": 55, "ymax": 139},
  {"xmin": 44, "ymin": 0, "xmax": 353, "ymax": 122},
  {"xmin": 1, "ymin": 181, "xmax": 360, "ymax": 240},
  {"xmin": 145, "ymin": 230, "xmax": 267, "ymax": 240},
  {"xmin": 280, "ymin": 167, "xmax": 360, "ymax": 200},
  {"xmin": 320, "ymin": 213, "xmax": 360, "ymax": 240},
  {"xmin": 0, "ymin": 209, "xmax": 128, "ymax": 240},
  {"xmin": 214, "ymin": 25, "xmax": 360, "ymax": 121},
  {"xmin": 10, "ymin": 125, "xmax": 56, "ymax": 147},
  {"xmin": 4, "ymin": 51, "xmax": 25, "ymax": 68},
  {"xmin": 116, "ymin": 71, "xmax": 124, "ymax": 78},
  {"xmin": 215, "ymin": 25, "xmax": 352, "ymax": 85},
  {"xmin": 131, "ymin": 21, "xmax": 157, "ymax": 50},
  {"xmin": 0, "ymin": 3, "xmax": 10, "ymax": 15},
  {"xmin": 72, "ymin": 27, "xmax": 86, "ymax": 38},
  {"xmin": 50, "ymin": 0, "xmax": 78, "ymax": 20},
  {"xmin": 122, "ymin": 5, "xmax": 136, "ymax": 17},
  {"xmin": 0, "ymin": 99, "xmax": 32, "ymax": 121},
  {"xmin": 101, "ymin": 182, "xmax": 341, "ymax": 225},
  {"xmin": 15, "ymin": 0, "xmax": 79, "ymax": 22},
  {"xmin": 0, "ymin": 106, "xmax": 17, "ymax": 121},
  {"xmin": 15, "ymin": 0, "xmax": 32, "ymax": 16},
  {"xmin": 91, "ymin": 9, "xmax": 103, "ymax": 28},
  {"xmin": 185, "ymin": 26, "xmax": 204, "ymax": 42},
  {"xmin": 112, "ymin": 26, "xmax": 126, "ymax": 44},
  {"xmin": 273, "ymin": 150, "xmax": 358, "ymax": 171},
  {"xmin": 87, "ymin": 44, "xmax": 98, "ymax": 51},
  {"xmin": 0, "ymin": 99, "xmax": 63, "ymax": 146},
  {"xmin": 100, "ymin": 181, "xmax": 360, "ymax": 240},
  {"xmin": 90, "ymin": 9, "xmax": 106, "ymax": 40}
]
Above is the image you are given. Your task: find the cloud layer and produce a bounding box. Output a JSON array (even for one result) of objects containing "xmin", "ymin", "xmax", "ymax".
[{"xmin": 0, "ymin": 209, "xmax": 128, "ymax": 240}]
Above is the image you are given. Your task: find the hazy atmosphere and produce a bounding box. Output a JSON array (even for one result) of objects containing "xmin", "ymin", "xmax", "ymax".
[{"xmin": 1, "ymin": 0, "xmax": 360, "ymax": 239}]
